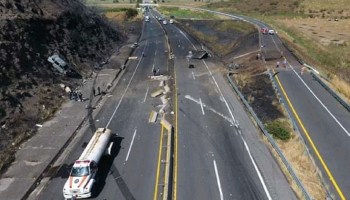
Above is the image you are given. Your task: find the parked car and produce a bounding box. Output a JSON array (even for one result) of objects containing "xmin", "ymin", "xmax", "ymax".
[
  {"xmin": 268, "ymin": 29, "xmax": 275, "ymax": 35},
  {"xmin": 261, "ymin": 28, "xmax": 268, "ymax": 34}
]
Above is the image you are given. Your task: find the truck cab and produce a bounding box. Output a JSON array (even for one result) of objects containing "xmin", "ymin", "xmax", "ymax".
[{"xmin": 63, "ymin": 160, "xmax": 98, "ymax": 199}]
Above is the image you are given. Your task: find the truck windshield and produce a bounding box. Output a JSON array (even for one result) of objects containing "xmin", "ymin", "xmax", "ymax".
[{"xmin": 70, "ymin": 166, "xmax": 90, "ymax": 177}]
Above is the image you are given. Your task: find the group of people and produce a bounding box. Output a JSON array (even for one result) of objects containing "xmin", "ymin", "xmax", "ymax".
[
  {"xmin": 276, "ymin": 59, "xmax": 287, "ymax": 68},
  {"xmin": 69, "ymin": 90, "xmax": 84, "ymax": 102}
]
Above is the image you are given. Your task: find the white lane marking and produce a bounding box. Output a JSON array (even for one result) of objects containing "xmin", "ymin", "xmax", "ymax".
[
  {"xmin": 202, "ymin": 60, "xmax": 238, "ymax": 126},
  {"xmin": 184, "ymin": 95, "xmax": 233, "ymax": 124},
  {"xmin": 152, "ymin": 63, "xmax": 155, "ymax": 72},
  {"xmin": 213, "ymin": 160, "xmax": 224, "ymax": 200},
  {"xmin": 176, "ymin": 23, "xmax": 238, "ymax": 125},
  {"xmin": 126, "ymin": 129, "xmax": 137, "ymax": 162},
  {"xmin": 143, "ymin": 85, "xmax": 149, "ymax": 103},
  {"xmin": 106, "ymin": 42, "xmax": 148, "ymax": 128},
  {"xmin": 178, "ymin": 28, "xmax": 272, "ymax": 199},
  {"xmin": 178, "ymin": 29, "xmax": 197, "ymax": 49},
  {"xmin": 192, "ymin": 71, "xmax": 196, "ymax": 80},
  {"xmin": 233, "ymin": 50, "xmax": 259, "ymax": 59},
  {"xmin": 199, "ymin": 98, "xmax": 205, "ymax": 115},
  {"xmin": 287, "ymin": 63, "xmax": 350, "ymax": 137},
  {"xmin": 240, "ymin": 135, "xmax": 272, "ymax": 200}
]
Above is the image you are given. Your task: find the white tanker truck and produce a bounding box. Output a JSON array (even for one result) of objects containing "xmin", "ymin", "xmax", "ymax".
[{"xmin": 63, "ymin": 128, "xmax": 113, "ymax": 199}]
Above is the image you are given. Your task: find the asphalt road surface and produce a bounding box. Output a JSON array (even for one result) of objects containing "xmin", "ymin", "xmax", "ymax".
[
  {"xmin": 36, "ymin": 10, "xmax": 297, "ymax": 200},
  {"xmin": 199, "ymin": 9, "xmax": 350, "ymax": 199},
  {"xmin": 37, "ymin": 13, "xmax": 169, "ymax": 200},
  {"xmin": 155, "ymin": 10, "xmax": 296, "ymax": 200},
  {"xmin": 256, "ymin": 15, "xmax": 350, "ymax": 200}
]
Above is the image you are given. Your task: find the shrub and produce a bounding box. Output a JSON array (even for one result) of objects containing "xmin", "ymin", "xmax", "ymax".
[{"xmin": 266, "ymin": 120, "xmax": 291, "ymax": 140}]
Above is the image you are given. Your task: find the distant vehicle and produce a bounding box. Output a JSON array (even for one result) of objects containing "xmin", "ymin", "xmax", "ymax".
[
  {"xmin": 145, "ymin": 15, "xmax": 150, "ymax": 22},
  {"xmin": 268, "ymin": 29, "xmax": 275, "ymax": 35},
  {"xmin": 169, "ymin": 19, "xmax": 174, "ymax": 24},
  {"xmin": 261, "ymin": 28, "xmax": 268, "ymax": 34},
  {"xmin": 63, "ymin": 128, "xmax": 114, "ymax": 199},
  {"xmin": 158, "ymin": 17, "xmax": 163, "ymax": 21},
  {"xmin": 131, "ymin": 42, "xmax": 138, "ymax": 48},
  {"xmin": 163, "ymin": 20, "xmax": 167, "ymax": 25}
]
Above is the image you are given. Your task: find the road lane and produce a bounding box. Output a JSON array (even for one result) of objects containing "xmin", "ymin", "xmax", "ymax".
[
  {"xmin": 161, "ymin": 16, "xmax": 296, "ymax": 200},
  {"xmin": 37, "ymin": 13, "xmax": 170, "ymax": 200},
  {"xmin": 184, "ymin": 8, "xmax": 350, "ymax": 199}
]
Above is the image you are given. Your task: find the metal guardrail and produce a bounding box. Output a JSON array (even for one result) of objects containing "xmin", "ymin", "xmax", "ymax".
[
  {"xmin": 226, "ymin": 75, "xmax": 312, "ymax": 200},
  {"xmin": 267, "ymin": 70, "xmax": 333, "ymax": 199},
  {"xmin": 310, "ymin": 71, "xmax": 350, "ymax": 112}
]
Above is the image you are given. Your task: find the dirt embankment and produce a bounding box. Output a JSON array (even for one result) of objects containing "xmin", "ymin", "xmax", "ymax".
[
  {"xmin": 176, "ymin": 19, "xmax": 257, "ymax": 57},
  {"xmin": 0, "ymin": 0, "xmax": 126, "ymax": 172}
]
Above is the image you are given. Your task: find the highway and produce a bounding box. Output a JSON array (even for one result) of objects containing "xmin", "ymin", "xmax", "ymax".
[
  {"xmin": 259, "ymin": 16, "xmax": 350, "ymax": 200},
  {"xmin": 157, "ymin": 11, "xmax": 296, "ymax": 200},
  {"xmin": 35, "ymin": 10, "xmax": 297, "ymax": 200},
  {"xmin": 196, "ymin": 9, "xmax": 350, "ymax": 199},
  {"xmin": 37, "ymin": 14, "xmax": 168, "ymax": 200}
]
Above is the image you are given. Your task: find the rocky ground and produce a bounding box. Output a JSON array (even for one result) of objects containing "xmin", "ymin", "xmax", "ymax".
[{"xmin": 0, "ymin": 0, "xmax": 130, "ymax": 172}]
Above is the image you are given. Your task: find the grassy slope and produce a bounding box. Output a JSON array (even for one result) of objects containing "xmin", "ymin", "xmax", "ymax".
[{"xmin": 204, "ymin": 0, "xmax": 350, "ymax": 100}]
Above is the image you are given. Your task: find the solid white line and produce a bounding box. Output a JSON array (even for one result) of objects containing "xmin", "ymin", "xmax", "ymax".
[
  {"xmin": 199, "ymin": 98, "xmax": 205, "ymax": 115},
  {"xmin": 106, "ymin": 42, "xmax": 148, "ymax": 128},
  {"xmin": 213, "ymin": 160, "xmax": 224, "ymax": 200},
  {"xmin": 144, "ymin": 86, "xmax": 149, "ymax": 103},
  {"xmin": 202, "ymin": 60, "xmax": 237, "ymax": 125},
  {"xmin": 241, "ymin": 136, "xmax": 272, "ymax": 200},
  {"xmin": 192, "ymin": 71, "xmax": 196, "ymax": 80},
  {"xmin": 178, "ymin": 29, "xmax": 197, "ymax": 50},
  {"xmin": 152, "ymin": 64, "xmax": 155, "ymax": 72},
  {"xmin": 177, "ymin": 25, "xmax": 272, "ymax": 199},
  {"xmin": 288, "ymin": 63, "xmax": 350, "ymax": 137},
  {"xmin": 125, "ymin": 129, "xmax": 137, "ymax": 161}
]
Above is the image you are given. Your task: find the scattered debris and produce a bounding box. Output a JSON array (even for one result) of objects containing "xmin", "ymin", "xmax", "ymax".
[
  {"xmin": 149, "ymin": 111, "xmax": 158, "ymax": 123},
  {"xmin": 151, "ymin": 89, "xmax": 164, "ymax": 98}
]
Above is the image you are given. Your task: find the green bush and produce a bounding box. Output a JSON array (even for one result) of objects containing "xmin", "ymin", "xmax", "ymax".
[{"xmin": 266, "ymin": 120, "xmax": 291, "ymax": 140}]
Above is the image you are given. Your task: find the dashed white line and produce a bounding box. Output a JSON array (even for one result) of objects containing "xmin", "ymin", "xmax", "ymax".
[
  {"xmin": 143, "ymin": 86, "xmax": 149, "ymax": 103},
  {"xmin": 199, "ymin": 98, "xmax": 205, "ymax": 115},
  {"xmin": 106, "ymin": 42, "xmax": 147, "ymax": 128},
  {"xmin": 213, "ymin": 160, "xmax": 224, "ymax": 200},
  {"xmin": 125, "ymin": 129, "xmax": 137, "ymax": 162},
  {"xmin": 176, "ymin": 23, "xmax": 272, "ymax": 199},
  {"xmin": 240, "ymin": 135, "xmax": 272, "ymax": 200},
  {"xmin": 192, "ymin": 71, "xmax": 196, "ymax": 80}
]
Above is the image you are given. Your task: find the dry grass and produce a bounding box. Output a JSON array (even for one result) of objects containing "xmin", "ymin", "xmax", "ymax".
[
  {"xmin": 301, "ymin": 0, "xmax": 350, "ymax": 18},
  {"xmin": 264, "ymin": 132, "xmax": 327, "ymax": 200},
  {"xmin": 331, "ymin": 75, "xmax": 350, "ymax": 102}
]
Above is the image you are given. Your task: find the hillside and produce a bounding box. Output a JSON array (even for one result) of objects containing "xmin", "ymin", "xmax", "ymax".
[
  {"xmin": 204, "ymin": 0, "xmax": 350, "ymax": 99},
  {"xmin": 0, "ymin": 0, "xmax": 125, "ymax": 172}
]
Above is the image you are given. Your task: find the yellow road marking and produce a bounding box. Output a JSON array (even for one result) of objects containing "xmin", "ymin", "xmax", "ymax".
[
  {"xmin": 173, "ymin": 61, "xmax": 179, "ymax": 200},
  {"xmin": 153, "ymin": 126, "xmax": 164, "ymax": 200},
  {"xmin": 273, "ymin": 70, "xmax": 346, "ymax": 200}
]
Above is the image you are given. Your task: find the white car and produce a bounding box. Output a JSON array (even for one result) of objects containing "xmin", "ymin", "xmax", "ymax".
[
  {"xmin": 163, "ymin": 20, "xmax": 167, "ymax": 25},
  {"xmin": 268, "ymin": 29, "xmax": 275, "ymax": 35},
  {"xmin": 169, "ymin": 19, "xmax": 174, "ymax": 24}
]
